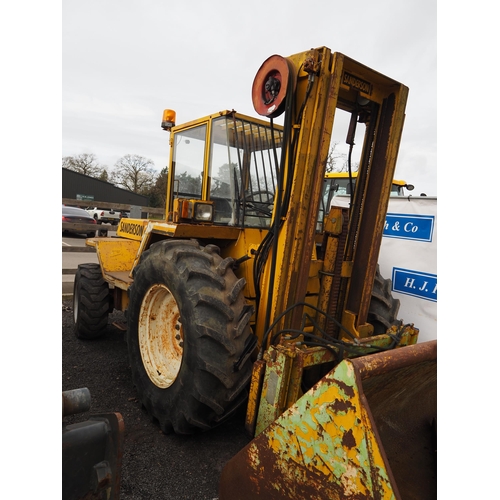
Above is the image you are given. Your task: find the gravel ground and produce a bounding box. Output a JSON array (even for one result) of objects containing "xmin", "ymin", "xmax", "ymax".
[{"xmin": 62, "ymin": 299, "xmax": 251, "ymax": 500}]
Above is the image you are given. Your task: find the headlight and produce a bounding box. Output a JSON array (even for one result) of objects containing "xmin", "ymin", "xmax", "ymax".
[
  {"xmin": 173, "ymin": 199, "xmax": 214, "ymax": 223},
  {"xmin": 193, "ymin": 202, "xmax": 213, "ymax": 222}
]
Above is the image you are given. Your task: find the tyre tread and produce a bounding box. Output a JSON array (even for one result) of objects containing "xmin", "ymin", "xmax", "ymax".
[
  {"xmin": 368, "ymin": 266, "xmax": 400, "ymax": 334},
  {"xmin": 73, "ymin": 263, "xmax": 111, "ymax": 340},
  {"xmin": 127, "ymin": 240, "xmax": 255, "ymax": 434}
]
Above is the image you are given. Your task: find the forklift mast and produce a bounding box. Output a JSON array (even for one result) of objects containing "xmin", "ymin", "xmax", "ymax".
[{"xmin": 251, "ymin": 47, "xmax": 408, "ymax": 342}]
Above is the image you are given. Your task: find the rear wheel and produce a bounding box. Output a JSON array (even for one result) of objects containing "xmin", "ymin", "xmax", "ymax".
[
  {"xmin": 73, "ymin": 263, "xmax": 112, "ymax": 339},
  {"xmin": 368, "ymin": 266, "xmax": 400, "ymax": 334},
  {"xmin": 127, "ymin": 239, "xmax": 255, "ymax": 434}
]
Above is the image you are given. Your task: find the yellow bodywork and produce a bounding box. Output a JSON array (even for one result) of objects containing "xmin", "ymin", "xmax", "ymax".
[
  {"xmin": 87, "ymin": 237, "xmax": 140, "ymax": 275},
  {"xmin": 324, "ymin": 171, "xmax": 407, "ymax": 185}
]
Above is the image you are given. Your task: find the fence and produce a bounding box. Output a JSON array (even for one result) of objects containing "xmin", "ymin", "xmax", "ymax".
[{"xmin": 62, "ymin": 198, "xmax": 164, "ymax": 216}]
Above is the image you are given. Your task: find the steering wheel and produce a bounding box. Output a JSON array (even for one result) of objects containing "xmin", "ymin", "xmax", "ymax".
[{"xmin": 244, "ymin": 190, "xmax": 274, "ymax": 217}]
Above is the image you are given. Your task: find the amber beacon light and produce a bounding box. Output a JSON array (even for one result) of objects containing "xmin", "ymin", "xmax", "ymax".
[{"xmin": 161, "ymin": 109, "xmax": 176, "ymax": 131}]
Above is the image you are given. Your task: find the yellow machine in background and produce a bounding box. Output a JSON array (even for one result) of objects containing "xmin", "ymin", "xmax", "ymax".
[
  {"xmin": 73, "ymin": 46, "xmax": 436, "ymax": 498},
  {"xmin": 324, "ymin": 171, "xmax": 414, "ymax": 197}
]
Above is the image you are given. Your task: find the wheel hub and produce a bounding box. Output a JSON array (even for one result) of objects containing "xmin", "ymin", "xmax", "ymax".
[{"xmin": 138, "ymin": 284, "xmax": 183, "ymax": 388}]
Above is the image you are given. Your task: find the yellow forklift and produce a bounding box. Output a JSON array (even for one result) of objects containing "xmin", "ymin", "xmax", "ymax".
[{"xmin": 73, "ymin": 46, "xmax": 436, "ymax": 499}]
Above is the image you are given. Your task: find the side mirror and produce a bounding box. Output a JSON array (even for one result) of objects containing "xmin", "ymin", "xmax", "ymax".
[{"xmin": 405, "ymin": 184, "xmax": 414, "ymax": 191}]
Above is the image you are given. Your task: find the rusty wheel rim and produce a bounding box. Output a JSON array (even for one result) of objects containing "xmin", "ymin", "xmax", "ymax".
[{"xmin": 138, "ymin": 284, "xmax": 183, "ymax": 388}]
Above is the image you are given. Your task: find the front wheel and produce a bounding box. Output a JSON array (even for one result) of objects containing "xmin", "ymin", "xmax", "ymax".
[{"xmin": 127, "ymin": 239, "xmax": 255, "ymax": 434}]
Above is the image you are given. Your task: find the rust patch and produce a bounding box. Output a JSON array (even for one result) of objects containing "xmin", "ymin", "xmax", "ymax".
[
  {"xmin": 341, "ymin": 429, "xmax": 356, "ymax": 449},
  {"xmin": 330, "ymin": 398, "xmax": 355, "ymax": 413},
  {"xmin": 220, "ymin": 435, "xmax": 348, "ymax": 499},
  {"xmin": 335, "ymin": 379, "xmax": 355, "ymax": 398}
]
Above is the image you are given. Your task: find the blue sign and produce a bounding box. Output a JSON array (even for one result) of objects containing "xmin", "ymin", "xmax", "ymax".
[
  {"xmin": 392, "ymin": 268, "xmax": 437, "ymax": 302},
  {"xmin": 383, "ymin": 213, "xmax": 434, "ymax": 242}
]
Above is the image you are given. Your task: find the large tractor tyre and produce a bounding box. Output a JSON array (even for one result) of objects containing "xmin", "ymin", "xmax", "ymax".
[
  {"xmin": 368, "ymin": 266, "xmax": 400, "ymax": 335},
  {"xmin": 127, "ymin": 239, "xmax": 255, "ymax": 435},
  {"xmin": 73, "ymin": 263, "xmax": 112, "ymax": 340}
]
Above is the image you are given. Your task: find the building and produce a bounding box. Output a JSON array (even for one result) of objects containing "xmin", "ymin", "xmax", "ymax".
[{"xmin": 62, "ymin": 168, "xmax": 149, "ymax": 207}]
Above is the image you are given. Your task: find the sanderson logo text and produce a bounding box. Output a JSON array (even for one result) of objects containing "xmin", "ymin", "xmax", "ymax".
[
  {"xmin": 342, "ymin": 72, "xmax": 373, "ymax": 95},
  {"xmin": 119, "ymin": 221, "xmax": 144, "ymax": 237}
]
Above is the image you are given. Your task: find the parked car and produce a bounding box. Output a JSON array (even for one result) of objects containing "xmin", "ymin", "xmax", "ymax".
[
  {"xmin": 62, "ymin": 205, "xmax": 97, "ymax": 237},
  {"xmin": 85, "ymin": 207, "xmax": 121, "ymax": 224}
]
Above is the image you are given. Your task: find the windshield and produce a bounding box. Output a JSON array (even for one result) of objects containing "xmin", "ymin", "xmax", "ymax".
[
  {"xmin": 171, "ymin": 124, "xmax": 206, "ymax": 198},
  {"xmin": 209, "ymin": 115, "xmax": 281, "ymax": 226}
]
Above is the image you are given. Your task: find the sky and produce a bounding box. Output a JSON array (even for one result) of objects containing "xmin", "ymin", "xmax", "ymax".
[{"xmin": 62, "ymin": 0, "xmax": 437, "ymax": 195}]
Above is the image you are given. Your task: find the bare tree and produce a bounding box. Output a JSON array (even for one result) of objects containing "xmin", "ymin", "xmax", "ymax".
[
  {"xmin": 325, "ymin": 142, "xmax": 346, "ymax": 173},
  {"xmin": 62, "ymin": 153, "xmax": 107, "ymax": 178},
  {"xmin": 111, "ymin": 154, "xmax": 157, "ymax": 193},
  {"xmin": 325, "ymin": 142, "xmax": 359, "ymax": 174}
]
